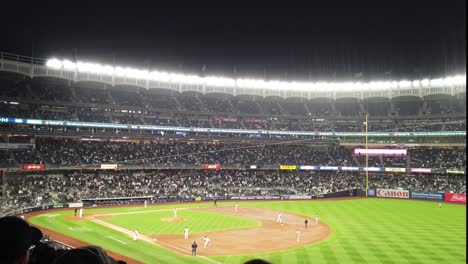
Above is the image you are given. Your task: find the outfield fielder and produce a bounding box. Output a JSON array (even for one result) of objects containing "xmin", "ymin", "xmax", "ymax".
[
  {"xmin": 133, "ymin": 229, "xmax": 139, "ymax": 241},
  {"xmin": 184, "ymin": 227, "xmax": 189, "ymax": 240},
  {"xmin": 277, "ymin": 212, "xmax": 283, "ymax": 223},
  {"xmin": 235, "ymin": 204, "xmax": 239, "ymax": 212},
  {"xmin": 144, "ymin": 200, "xmax": 147, "ymax": 208},
  {"xmin": 315, "ymin": 213, "xmax": 319, "ymax": 224},
  {"xmin": 439, "ymin": 202, "xmax": 442, "ymax": 208},
  {"xmin": 174, "ymin": 208, "xmax": 177, "ymax": 218},
  {"xmin": 203, "ymin": 236, "xmax": 211, "ymax": 248}
]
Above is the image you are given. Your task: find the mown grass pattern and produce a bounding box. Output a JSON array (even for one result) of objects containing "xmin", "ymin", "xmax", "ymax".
[{"xmin": 30, "ymin": 199, "xmax": 466, "ymax": 264}]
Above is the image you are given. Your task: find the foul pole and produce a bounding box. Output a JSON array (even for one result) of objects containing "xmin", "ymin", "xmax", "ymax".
[{"xmin": 365, "ymin": 112, "xmax": 369, "ymax": 197}]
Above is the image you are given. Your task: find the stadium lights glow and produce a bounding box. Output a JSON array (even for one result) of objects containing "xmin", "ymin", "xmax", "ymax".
[{"xmin": 46, "ymin": 58, "xmax": 466, "ymax": 92}]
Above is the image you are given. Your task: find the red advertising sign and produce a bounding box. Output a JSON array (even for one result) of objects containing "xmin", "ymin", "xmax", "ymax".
[
  {"xmin": 23, "ymin": 164, "xmax": 45, "ymax": 170},
  {"xmin": 376, "ymin": 189, "xmax": 409, "ymax": 199},
  {"xmin": 445, "ymin": 193, "xmax": 466, "ymax": 204},
  {"xmin": 203, "ymin": 164, "xmax": 221, "ymax": 170}
]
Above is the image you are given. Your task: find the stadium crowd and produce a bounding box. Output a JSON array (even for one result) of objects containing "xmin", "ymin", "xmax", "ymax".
[
  {"xmin": 1, "ymin": 169, "xmax": 465, "ymax": 216},
  {"xmin": 2, "ymin": 138, "xmax": 465, "ymax": 170}
]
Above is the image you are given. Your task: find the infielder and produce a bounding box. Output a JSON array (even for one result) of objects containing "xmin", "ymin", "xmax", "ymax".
[
  {"xmin": 184, "ymin": 227, "xmax": 189, "ymax": 240},
  {"xmin": 203, "ymin": 236, "xmax": 211, "ymax": 248},
  {"xmin": 315, "ymin": 213, "xmax": 319, "ymax": 224},
  {"xmin": 174, "ymin": 208, "xmax": 177, "ymax": 218},
  {"xmin": 296, "ymin": 229, "xmax": 300, "ymax": 242},
  {"xmin": 235, "ymin": 204, "xmax": 239, "ymax": 212},
  {"xmin": 79, "ymin": 208, "xmax": 83, "ymax": 218},
  {"xmin": 277, "ymin": 212, "xmax": 283, "ymax": 223},
  {"xmin": 133, "ymin": 229, "xmax": 139, "ymax": 241}
]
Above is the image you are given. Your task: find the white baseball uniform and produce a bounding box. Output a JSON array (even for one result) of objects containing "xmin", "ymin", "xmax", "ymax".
[
  {"xmin": 184, "ymin": 227, "xmax": 189, "ymax": 239},
  {"xmin": 203, "ymin": 236, "xmax": 211, "ymax": 248},
  {"xmin": 296, "ymin": 230, "xmax": 300, "ymax": 242},
  {"xmin": 439, "ymin": 202, "xmax": 442, "ymax": 208},
  {"xmin": 133, "ymin": 229, "xmax": 139, "ymax": 241},
  {"xmin": 144, "ymin": 200, "xmax": 147, "ymax": 208},
  {"xmin": 79, "ymin": 208, "xmax": 83, "ymax": 218},
  {"xmin": 315, "ymin": 214, "xmax": 319, "ymax": 224},
  {"xmin": 277, "ymin": 212, "xmax": 282, "ymax": 223},
  {"xmin": 174, "ymin": 208, "xmax": 177, "ymax": 218},
  {"xmin": 235, "ymin": 204, "xmax": 239, "ymax": 212}
]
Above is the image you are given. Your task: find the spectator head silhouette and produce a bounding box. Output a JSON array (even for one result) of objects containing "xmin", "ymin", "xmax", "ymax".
[
  {"xmin": 52, "ymin": 245, "xmax": 124, "ymax": 264},
  {"xmin": 0, "ymin": 216, "xmax": 36, "ymax": 264}
]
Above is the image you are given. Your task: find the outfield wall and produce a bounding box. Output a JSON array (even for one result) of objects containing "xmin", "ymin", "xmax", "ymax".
[{"xmin": 368, "ymin": 188, "xmax": 466, "ymax": 204}]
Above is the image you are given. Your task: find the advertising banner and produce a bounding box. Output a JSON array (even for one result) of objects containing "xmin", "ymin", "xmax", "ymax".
[
  {"xmin": 363, "ymin": 167, "xmax": 383, "ymax": 172},
  {"xmin": 410, "ymin": 168, "xmax": 432, "ymax": 173},
  {"xmin": 280, "ymin": 165, "xmax": 297, "ymax": 170},
  {"xmin": 203, "ymin": 164, "xmax": 221, "ymax": 170},
  {"xmin": 23, "ymin": 164, "xmax": 45, "ymax": 171},
  {"xmin": 376, "ymin": 189, "xmax": 409, "ymax": 199},
  {"xmin": 298, "ymin": 166, "xmax": 317, "ymax": 170},
  {"xmin": 355, "ymin": 148, "xmax": 407, "ymax": 156},
  {"xmin": 410, "ymin": 191, "xmax": 444, "ymax": 201},
  {"xmin": 446, "ymin": 169, "xmax": 465, "ymax": 174},
  {"xmin": 212, "ymin": 117, "xmax": 239, "ymax": 122},
  {"xmin": 445, "ymin": 193, "xmax": 466, "ymax": 204},
  {"xmin": 319, "ymin": 166, "xmax": 339, "ymax": 171},
  {"xmin": 385, "ymin": 167, "xmax": 406, "ymax": 172},
  {"xmin": 68, "ymin": 202, "xmax": 84, "ymax": 208},
  {"xmin": 341, "ymin": 166, "xmax": 359, "ymax": 171},
  {"xmin": 100, "ymin": 164, "xmax": 118, "ymax": 170}
]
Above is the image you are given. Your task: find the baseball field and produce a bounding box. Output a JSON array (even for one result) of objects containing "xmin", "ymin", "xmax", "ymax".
[{"xmin": 28, "ymin": 198, "xmax": 466, "ymax": 264}]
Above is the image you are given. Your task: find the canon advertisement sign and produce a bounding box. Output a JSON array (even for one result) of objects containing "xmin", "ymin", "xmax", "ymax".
[{"xmin": 377, "ymin": 189, "xmax": 409, "ymax": 199}]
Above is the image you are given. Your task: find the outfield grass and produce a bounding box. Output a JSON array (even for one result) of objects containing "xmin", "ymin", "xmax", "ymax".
[{"xmin": 30, "ymin": 199, "xmax": 466, "ymax": 264}]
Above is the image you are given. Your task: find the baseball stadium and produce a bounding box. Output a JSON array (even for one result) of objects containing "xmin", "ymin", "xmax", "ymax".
[
  {"xmin": 0, "ymin": 52, "xmax": 465, "ymax": 263},
  {"xmin": 0, "ymin": 4, "xmax": 466, "ymax": 263}
]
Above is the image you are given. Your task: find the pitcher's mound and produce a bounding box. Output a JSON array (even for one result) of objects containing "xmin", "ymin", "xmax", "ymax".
[{"xmin": 161, "ymin": 218, "xmax": 187, "ymax": 222}]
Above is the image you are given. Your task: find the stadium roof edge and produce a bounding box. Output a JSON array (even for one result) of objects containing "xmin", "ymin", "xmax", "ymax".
[{"xmin": 0, "ymin": 52, "xmax": 466, "ymax": 100}]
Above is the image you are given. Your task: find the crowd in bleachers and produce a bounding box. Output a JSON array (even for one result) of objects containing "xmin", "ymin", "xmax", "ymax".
[
  {"xmin": 1, "ymin": 138, "xmax": 465, "ymax": 171},
  {"xmin": 1, "ymin": 169, "xmax": 465, "ymax": 216}
]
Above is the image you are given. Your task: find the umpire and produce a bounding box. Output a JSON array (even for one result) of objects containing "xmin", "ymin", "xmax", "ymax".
[
  {"xmin": 192, "ymin": 241, "xmax": 198, "ymax": 256},
  {"xmin": 304, "ymin": 218, "xmax": 309, "ymax": 228}
]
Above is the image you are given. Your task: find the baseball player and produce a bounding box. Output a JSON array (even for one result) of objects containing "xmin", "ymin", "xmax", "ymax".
[
  {"xmin": 174, "ymin": 208, "xmax": 177, "ymax": 218},
  {"xmin": 296, "ymin": 229, "xmax": 300, "ymax": 242},
  {"xmin": 191, "ymin": 241, "xmax": 198, "ymax": 256},
  {"xmin": 203, "ymin": 236, "xmax": 211, "ymax": 248},
  {"xmin": 277, "ymin": 212, "xmax": 283, "ymax": 223},
  {"xmin": 235, "ymin": 204, "xmax": 239, "ymax": 212},
  {"xmin": 184, "ymin": 227, "xmax": 189, "ymax": 240},
  {"xmin": 144, "ymin": 200, "xmax": 147, "ymax": 208},
  {"xmin": 133, "ymin": 229, "xmax": 139, "ymax": 241},
  {"xmin": 304, "ymin": 218, "xmax": 309, "ymax": 228},
  {"xmin": 315, "ymin": 213, "xmax": 319, "ymax": 224},
  {"xmin": 439, "ymin": 202, "xmax": 442, "ymax": 208},
  {"xmin": 79, "ymin": 208, "xmax": 83, "ymax": 218}
]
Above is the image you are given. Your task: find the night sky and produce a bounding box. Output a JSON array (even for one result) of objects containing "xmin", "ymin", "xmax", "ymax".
[{"xmin": 1, "ymin": 0, "xmax": 465, "ymax": 80}]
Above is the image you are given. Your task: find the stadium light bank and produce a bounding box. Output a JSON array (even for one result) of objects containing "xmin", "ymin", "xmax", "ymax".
[{"xmin": 46, "ymin": 58, "xmax": 466, "ymax": 92}]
